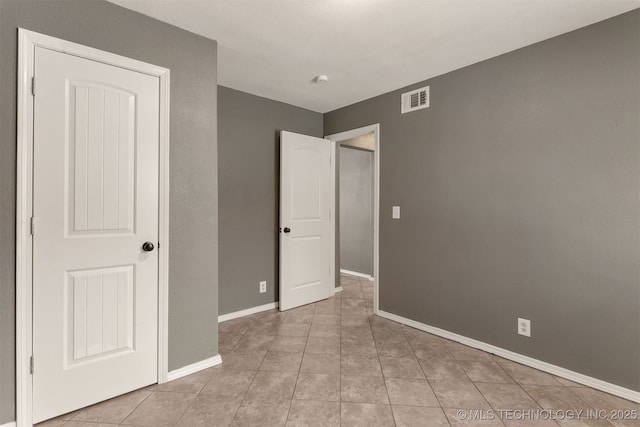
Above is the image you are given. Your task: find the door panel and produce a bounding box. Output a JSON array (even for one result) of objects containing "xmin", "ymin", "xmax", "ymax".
[
  {"xmin": 280, "ymin": 131, "xmax": 333, "ymax": 311},
  {"xmin": 32, "ymin": 46, "xmax": 159, "ymax": 423},
  {"xmin": 67, "ymin": 266, "xmax": 134, "ymax": 361},
  {"xmin": 69, "ymin": 83, "xmax": 135, "ymax": 234}
]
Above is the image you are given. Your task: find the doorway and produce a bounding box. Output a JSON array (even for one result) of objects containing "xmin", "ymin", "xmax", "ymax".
[
  {"xmin": 326, "ymin": 124, "xmax": 380, "ymax": 313},
  {"xmin": 339, "ymin": 144, "xmax": 374, "ymax": 279}
]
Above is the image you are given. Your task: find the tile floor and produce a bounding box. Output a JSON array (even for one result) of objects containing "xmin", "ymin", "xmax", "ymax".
[{"xmin": 38, "ymin": 274, "xmax": 639, "ymax": 426}]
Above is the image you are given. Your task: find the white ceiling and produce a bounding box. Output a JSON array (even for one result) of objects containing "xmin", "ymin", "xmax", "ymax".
[{"xmin": 107, "ymin": 0, "xmax": 639, "ymax": 113}]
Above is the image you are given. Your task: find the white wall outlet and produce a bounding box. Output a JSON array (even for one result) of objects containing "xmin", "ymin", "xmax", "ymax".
[
  {"xmin": 518, "ymin": 318, "xmax": 531, "ymax": 337},
  {"xmin": 259, "ymin": 281, "xmax": 267, "ymax": 293},
  {"xmin": 392, "ymin": 206, "xmax": 401, "ymax": 219}
]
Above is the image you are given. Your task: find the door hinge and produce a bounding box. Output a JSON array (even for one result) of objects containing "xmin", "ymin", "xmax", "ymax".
[
  {"xmin": 30, "ymin": 217, "xmax": 36, "ymax": 235},
  {"xmin": 31, "ymin": 77, "xmax": 36, "ymax": 96},
  {"xmin": 30, "ymin": 356, "xmax": 34, "ymax": 374}
]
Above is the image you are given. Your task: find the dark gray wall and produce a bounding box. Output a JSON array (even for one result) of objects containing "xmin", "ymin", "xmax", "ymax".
[
  {"xmin": 218, "ymin": 86, "xmax": 323, "ymax": 315},
  {"xmin": 325, "ymin": 10, "xmax": 640, "ymax": 392},
  {"xmin": 0, "ymin": 1, "xmax": 219, "ymax": 422},
  {"xmin": 339, "ymin": 146, "xmax": 374, "ymax": 276}
]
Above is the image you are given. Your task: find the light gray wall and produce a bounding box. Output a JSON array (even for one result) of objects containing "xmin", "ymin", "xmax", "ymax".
[
  {"xmin": 218, "ymin": 86, "xmax": 323, "ymax": 315},
  {"xmin": 325, "ymin": 10, "xmax": 640, "ymax": 392},
  {"xmin": 0, "ymin": 1, "xmax": 219, "ymax": 422},
  {"xmin": 339, "ymin": 146, "xmax": 374, "ymax": 276}
]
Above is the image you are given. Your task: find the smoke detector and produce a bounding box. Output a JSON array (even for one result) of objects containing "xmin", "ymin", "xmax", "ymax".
[{"xmin": 313, "ymin": 74, "xmax": 329, "ymax": 84}]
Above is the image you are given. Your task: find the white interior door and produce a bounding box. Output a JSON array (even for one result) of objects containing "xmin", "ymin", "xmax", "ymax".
[
  {"xmin": 279, "ymin": 131, "xmax": 334, "ymax": 311},
  {"xmin": 32, "ymin": 46, "xmax": 159, "ymax": 422}
]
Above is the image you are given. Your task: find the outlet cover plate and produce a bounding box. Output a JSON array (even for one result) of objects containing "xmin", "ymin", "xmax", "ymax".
[
  {"xmin": 259, "ymin": 281, "xmax": 267, "ymax": 293},
  {"xmin": 518, "ymin": 318, "xmax": 531, "ymax": 337},
  {"xmin": 392, "ymin": 206, "xmax": 400, "ymax": 219}
]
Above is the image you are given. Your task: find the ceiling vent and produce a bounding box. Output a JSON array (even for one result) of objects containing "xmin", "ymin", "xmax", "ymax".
[{"xmin": 401, "ymin": 86, "xmax": 429, "ymax": 114}]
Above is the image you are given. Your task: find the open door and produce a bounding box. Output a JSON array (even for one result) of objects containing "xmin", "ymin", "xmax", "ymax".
[{"xmin": 279, "ymin": 131, "xmax": 334, "ymax": 311}]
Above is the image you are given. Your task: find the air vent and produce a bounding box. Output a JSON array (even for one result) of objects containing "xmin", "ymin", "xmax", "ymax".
[{"xmin": 401, "ymin": 86, "xmax": 429, "ymax": 114}]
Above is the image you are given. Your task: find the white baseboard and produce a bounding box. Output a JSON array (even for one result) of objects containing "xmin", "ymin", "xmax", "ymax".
[
  {"xmin": 1, "ymin": 422, "xmax": 17, "ymax": 427},
  {"xmin": 335, "ymin": 286, "xmax": 343, "ymax": 293},
  {"xmin": 218, "ymin": 302, "xmax": 278, "ymax": 323},
  {"xmin": 340, "ymin": 269, "xmax": 374, "ymax": 281},
  {"xmin": 377, "ymin": 310, "xmax": 640, "ymax": 404},
  {"xmin": 167, "ymin": 354, "xmax": 222, "ymax": 382}
]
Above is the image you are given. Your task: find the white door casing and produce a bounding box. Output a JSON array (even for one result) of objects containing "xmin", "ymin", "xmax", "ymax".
[
  {"xmin": 279, "ymin": 131, "xmax": 335, "ymax": 311},
  {"xmin": 325, "ymin": 124, "xmax": 380, "ymax": 314},
  {"xmin": 16, "ymin": 29, "xmax": 170, "ymax": 426}
]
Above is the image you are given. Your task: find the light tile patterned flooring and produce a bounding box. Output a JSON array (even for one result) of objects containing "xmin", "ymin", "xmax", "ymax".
[{"xmin": 39, "ymin": 274, "xmax": 639, "ymax": 426}]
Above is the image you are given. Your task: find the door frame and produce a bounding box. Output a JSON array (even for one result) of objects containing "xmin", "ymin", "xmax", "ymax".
[
  {"xmin": 325, "ymin": 124, "xmax": 380, "ymax": 313},
  {"xmin": 16, "ymin": 29, "xmax": 171, "ymax": 426}
]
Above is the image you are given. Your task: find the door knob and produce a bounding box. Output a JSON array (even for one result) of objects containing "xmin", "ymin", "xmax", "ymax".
[
  {"xmin": 283, "ymin": 227, "xmax": 291, "ymax": 233},
  {"xmin": 142, "ymin": 242, "xmax": 155, "ymax": 252}
]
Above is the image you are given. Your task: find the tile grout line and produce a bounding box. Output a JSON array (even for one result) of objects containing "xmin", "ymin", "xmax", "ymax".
[
  {"xmin": 455, "ymin": 356, "xmax": 507, "ymax": 427},
  {"xmin": 227, "ymin": 315, "xmax": 261, "ymax": 426},
  {"xmin": 403, "ymin": 319, "xmax": 453, "ymax": 426},
  {"xmin": 280, "ymin": 307, "xmax": 296, "ymax": 426},
  {"xmin": 503, "ymin": 374, "xmax": 562, "ymax": 427},
  {"xmin": 369, "ymin": 285, "xmax": 396, "ymax": 425},
  {"xmin": 283, "ymin": 302, "xmax": 315, "ymax": 425},
  {"xmin": 117, "ymin": 386, "xmax": 155, "ymax": 426},
  {"xmin": 497, "ymin": 362, "xmax": 594, "ymax": 427}
]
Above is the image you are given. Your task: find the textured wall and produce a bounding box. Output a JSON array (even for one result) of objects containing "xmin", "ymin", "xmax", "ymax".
[
  {"xmin": 325, "ymin": 10, "xmax": 640, "ymax": 391},
  {"xmin": 0, "ymin": 1, "xmax": 219, "ymax": 422}
]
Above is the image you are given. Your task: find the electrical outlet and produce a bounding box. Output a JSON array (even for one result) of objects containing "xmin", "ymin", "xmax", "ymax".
[
  {"xmin": 259, "ymin": 281, "xmax": 267, "ymax": 293},
  {"xmin": 518, "ymin": 318, "xmax": 531, "ymax": 337}
]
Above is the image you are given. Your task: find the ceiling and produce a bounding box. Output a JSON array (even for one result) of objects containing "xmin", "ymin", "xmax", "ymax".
[{"xmin": 107, "ymin": 0, "xmax": 639, "ymax": 113}]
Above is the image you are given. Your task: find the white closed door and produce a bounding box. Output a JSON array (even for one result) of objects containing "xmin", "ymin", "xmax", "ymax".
[
  {"xmin": 279, "ymin": 131, "xmax": 334, "ymax": 311},
  {"xmin": 32, "ymin": 46, "xmax": 159, "ymax": 423}
]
